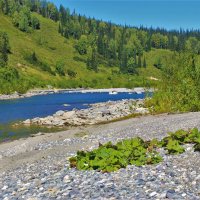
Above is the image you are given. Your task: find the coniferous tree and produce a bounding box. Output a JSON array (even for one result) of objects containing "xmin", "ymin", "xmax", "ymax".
[
  {"xmin": 137, "ymin": 55, "xmax": 142, "ymax": 67},
  {"xmin": 0, "ymin": 31, "xmax": 10, "ymax": 67},
  {"xmin": 87, "ymin": 48, "xmax": 98, "ymax": 72},
  {"xmin": 143, "ymin": 57, "xmax": 147, "ymax": 68},
  {"xmin": 118, "ymin": 28, "xmax": 126, "ymax": 60},
  {"xmin": 59, "ymin": 5, "xmax": 67, "ymax": 25},
  {"xmin": 127, "ymin": 57, "xmax": 137, "ymax": 74},
  {"xmin": 64, "ymin": 27, "xmax": 70, "ymax": 39},
  {"xmin": 58, "ymin": 22, "xmax": 63, "ymax": 35},
  {"xmin": 134, "ymin": 50, "xmax": 137, "ymax": 66},
  {"xmin": 120, "ymin": 49, "xmax": 128, "ymax": 73},
  {"xmin": 55, "ymin": 60, "xmax": 65, "ymax": 76},
  {"xmin": 91, "ymin": 48, "xmax": 98, "ymax": 72},
  {"xmin": 97, "ymin": 32, "xmax": 104, "ymax": 55},
  {"xmin": 31, "ymin": 51, "xmax": 37, "ymax": 63},
  {"xmin": 31, "ymin": 16, "xmax": 40, "ymax": 29},
  {"xmin": 2, "ymin": 0, "xmax": 9, "ymax": 14}
]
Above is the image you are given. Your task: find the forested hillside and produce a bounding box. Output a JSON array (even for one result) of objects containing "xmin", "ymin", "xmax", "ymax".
[{"xmin": 0, "ymin": 0, "xmax": 200, "ymax": 94}]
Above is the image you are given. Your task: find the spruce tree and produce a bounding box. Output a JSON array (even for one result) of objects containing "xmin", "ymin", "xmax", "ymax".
[
  {"xmin": 97, "ymin": 33, "xmax": 104, "ymax": 55},
  {"xmin": 91, "ymin": 48, "xmax": 98, "ymax": 72},
  {"xmin": 143, "ymin": 57, "xmax": 147, "ymax": 68},
  {"xmin": 120, "ymin": 49, "xmax": 128, "ymax": 73},
  {"xmin": 138, "ymin": 55, "xmax": 142, "ymax": 68},
  {"xmin": 31, "ymin": 51, "xmax": 37, "ymax": 63},
  {"xmin": 0, "ymin": 31, "xmax": 10, "ymax": 67},
  {"xmin": 87, "ymin": 48, "xmax": 98, "ymax": 72},
  {"xmin": 134, "ymin": 50, "xmax": 137, "ymax": 66},
  {"xmin": 3, "ymin": 0, "xmax": 9, "ymax": 15},
  {"xmin": 58, "ymin": 22, "xmax": 63, "ymax": 36}
]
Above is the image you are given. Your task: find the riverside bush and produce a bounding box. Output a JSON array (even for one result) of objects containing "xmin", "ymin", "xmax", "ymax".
[
  {"xmin": 147, "ymin": 53, "xmax": 200, "ymax": 113},
  {"xmin": 69, "ymin": 128, "xmax": 200, "ymax": 172}
]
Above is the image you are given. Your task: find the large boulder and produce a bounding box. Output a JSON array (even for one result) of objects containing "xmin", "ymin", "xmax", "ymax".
[
  {"xmin": 23, "ymin": 119, "xmax": 31, "ymax": 124},
  {"xmin": 31, "ymin": 117, "xmax": 40, "ymax": 123},
  {"xmin": 54, "ymin": 110, "xmax": 65, "ymax": 117},
  {"xmin": 62, "ymin": 111, "xmax": 76, "ymax": 119},
  {"xmin": 51, "ymin": 118, "xmax": 65, "ymax": 126},
  {"xmin": 102, "ymin": 110, "xmax": 111, "ymax": 117},
  {"xmin": 135, "ymin": 107, "xmax": 149, "ymax": 114}
]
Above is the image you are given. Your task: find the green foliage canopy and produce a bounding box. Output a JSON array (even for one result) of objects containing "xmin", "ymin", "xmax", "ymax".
[
  {"xmin": 75, "ymin": 35, "xmax": 88, "ymax": 55},
  {"xmin": 147, "ymin": 53, "xmax": 200, "ymax": 112}
]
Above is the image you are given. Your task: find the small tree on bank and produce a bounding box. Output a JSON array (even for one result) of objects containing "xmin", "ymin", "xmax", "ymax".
[
  {"xmin": 0, "ymin": 31, "xmax": 10, "ymax": 67},
  {"xmin": 143, "ymin": 57, "xmax": 147, "ymax": 68},
  {"xmin": 87, "ymin": 48, "xmax": 98, "ymax": 72}
]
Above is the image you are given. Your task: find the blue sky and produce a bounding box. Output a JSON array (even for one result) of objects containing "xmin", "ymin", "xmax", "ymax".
[{"xmin": 50, "ymin": 0, "xmax": 200, "ymax": 30}]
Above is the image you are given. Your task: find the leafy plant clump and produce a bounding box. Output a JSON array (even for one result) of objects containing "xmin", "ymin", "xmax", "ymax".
[
  {"xmin": 69, "ymin": 137, "xmax": 163, "ymax": 172},
  {"xmin": 160, "ymin": 128, "xmax": 200, "ymax": 154},
  {"xmin": 69, "ymin": 128, "xmax": 200, "ymax": 172},
  {"xmin": 165, "ymin": 139, "xmax": 185, "ymax": 155}
]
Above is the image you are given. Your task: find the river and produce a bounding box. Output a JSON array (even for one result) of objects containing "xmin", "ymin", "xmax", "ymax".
[{"xmin": 0, "ymin": 91, "xmax": 148, "ymax": 142}]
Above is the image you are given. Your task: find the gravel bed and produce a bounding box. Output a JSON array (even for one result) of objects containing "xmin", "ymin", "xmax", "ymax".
[{"xmin": 0, "ymin": 112, "xmax": 200, "ymax": 199}]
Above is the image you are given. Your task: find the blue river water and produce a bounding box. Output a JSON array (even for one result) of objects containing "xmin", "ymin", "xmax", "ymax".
[{"xmin": 0, "ymin": 92, "xmax": 149, "ymax": 141}]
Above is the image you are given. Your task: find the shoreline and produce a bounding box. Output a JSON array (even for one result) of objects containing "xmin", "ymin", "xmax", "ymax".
[
  {"xmin": 0, "ymin": 87, "xmax": 153, "ymax": 100},
  {"xmin": 0, "ymin": 98, "xmax": 148, "ymax": 144},
  {"xmin": 0, "ymin": 112, "xmax": 200, "ymax": 199},
  {"xmin": 21, "ymin": 99, "xmax": 149, "ymax": 127}
]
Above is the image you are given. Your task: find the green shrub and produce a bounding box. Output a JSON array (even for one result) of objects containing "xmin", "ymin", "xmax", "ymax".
[
  {"xmin": 187, "ymin": 128, "xmax": 200, "ymax": 143},
  {"xmin": 67, "ymin": 69, "xmax": 77, "ymax": 78},
  {"xmin": 0, "ymin": 67, "xmax": 19, "ymax": 81},
  {"xmin": 12, "ymin": 7, "xmax": 40, "ymax": 32},
  {"xmin": 40, "ymin": 62, "xmax": 55, "ymax": 75},
  {"xmin": 31, "ymin": 16, "xmax": 40, "ymax": 30},
  {"xmin": 55, "ymin": 60, "xmax": 65, "ymax": 76},
  {"xmin": 75, "ymin": 35, "xmax": 88, "ymax": 55},
  {"xmin": 0, "ymin": 67, "xmax": 32, "ymax": 94},
  {"xmin": 70, "ymin": 128, "xmax": 200, "ymax": 172},
  {"xmin": 148, "ymin": 53, "xmax": 200, "ymax": 113},
  {"xmin": 70, "ymin": 137, "xmax": 162, "ymax": 172},
  {"xmin": 24, "ymin": 51, "xmax": 55, "ymax": 75},
  {"xmin": 165, "ymin": 139, "xmax": 185, "ymax": 154}
]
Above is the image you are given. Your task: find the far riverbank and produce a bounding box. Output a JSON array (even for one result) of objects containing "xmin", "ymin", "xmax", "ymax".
[{"xmin": 0, "ymin": 87, "xmax": 153, "ymax": 100}]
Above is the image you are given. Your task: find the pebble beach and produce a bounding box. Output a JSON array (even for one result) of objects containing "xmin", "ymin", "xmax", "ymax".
[{"xmin": 0, "ymin": 112, "xmax": 200, "ymax": 199}]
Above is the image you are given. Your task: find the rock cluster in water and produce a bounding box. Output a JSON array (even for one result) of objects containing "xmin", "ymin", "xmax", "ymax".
[{"xmin": 23, "ymin": 99, "xmax": 148, "ymax": 126}]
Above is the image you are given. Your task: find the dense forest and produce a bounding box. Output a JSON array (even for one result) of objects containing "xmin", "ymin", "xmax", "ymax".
[
  {"xmin": 1, "ymin": 0, "xmax": 200, "ymax": 73},
  {"xmin": 0, "ymin": 0, "xmax": 200, "ymax": 112}
]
